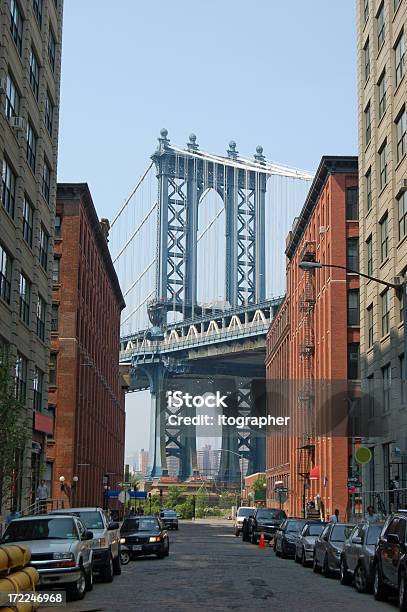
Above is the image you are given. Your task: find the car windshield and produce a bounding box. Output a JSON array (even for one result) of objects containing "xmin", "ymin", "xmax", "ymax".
[
  {"xmin": 121, "ymin": 518, "xmax": 159, "ymax": 532},
  {"xmin": 72, "ymin": 511, "xmax": 104, "ymax": 530},
  {"xmin": 2, "ymin": 518, "xmax": 77, "ymax": 542},
  {"xmin": 331, "ymin": 525, "xmax": 352, "ymax": 542},
  {"xmin": 161, "ymin": 511, "xmax": 176, "ymax": 517},
  {"xmin": 306, "ymin": 524, "xmax": 325, "ymax": 536},
  {"xmin": 237, "ymin": 508, "xmax": 253, "ymax": 517},
  {"xmin": 367, "ymin": 525, "xmax": 382, "ymax": 545},
  {"xmin": 256, "ymin": 509, "xmax": 283, "ymax": 520},
  {"xmin": 286, "ymin": 520, "xmax": 305, "ymax": 532}
]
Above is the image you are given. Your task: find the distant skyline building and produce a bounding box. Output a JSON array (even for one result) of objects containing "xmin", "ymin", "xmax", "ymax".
[{"xmin": 139, "ymin": 448, "xmax": 149, "ymax": 477}]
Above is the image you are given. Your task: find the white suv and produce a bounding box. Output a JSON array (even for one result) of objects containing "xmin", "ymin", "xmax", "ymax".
[{"xmin": 234, "ymin": 507, "xmax": 254, "ymax": 536}]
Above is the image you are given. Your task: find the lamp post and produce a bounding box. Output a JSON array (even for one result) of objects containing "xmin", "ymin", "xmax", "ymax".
[
  {"xmin": 220, "ymin": 449, "xmax": 245, "ymax": 507},
  {"xmin": 298, "ymin": 260, "xmax": 405, "ymax": 378}
]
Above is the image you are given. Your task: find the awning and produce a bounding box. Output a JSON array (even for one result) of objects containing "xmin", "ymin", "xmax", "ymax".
[{"xmin": 309, "ymin": 466, "xmax": 320, "ymax": 480}]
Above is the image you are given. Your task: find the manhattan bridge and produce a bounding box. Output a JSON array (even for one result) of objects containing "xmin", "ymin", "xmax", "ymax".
[{"xmin": 110, "ymin": 129, "xmax": 313, "ymax": 483}]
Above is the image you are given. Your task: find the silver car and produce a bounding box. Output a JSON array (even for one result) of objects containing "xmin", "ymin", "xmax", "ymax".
[
  {"xmin": 1, "ymin": 514, "xmax": 93, "ymax": 601},
  {"xmin": 340, "ymin": 521, "xmax": 383, "ymax": 592},
  {"xmin": 295, "ymin": 521, "xmax": 327, "ymax": 565},
  {"xmin": 313, "ymin": 522, "xmax": 354, "ymax": 577}
]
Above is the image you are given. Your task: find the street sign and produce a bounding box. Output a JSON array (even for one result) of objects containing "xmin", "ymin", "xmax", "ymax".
[
  {"xmin": 107, "ymin": 490, "xmax": 119, "ymax": 499},
  {"xmin": 129, "ymin": 491, "xmax": 147, "ymax": 499},
  {"xmin": 347, "ymin": 478, "xmax": 362, "ymax": 489},
  {"xmin": 355, "ymin": 447, "xmax": 372, "ymax": 465},
  {"xmin": 275, "ymin": 487, "xmax": 288, "ymax": 504}
]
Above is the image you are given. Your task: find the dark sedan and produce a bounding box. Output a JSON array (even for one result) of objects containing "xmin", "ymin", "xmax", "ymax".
[
  {"xmin": 313, "ymin": 522, "xmax": 354, "ymax": 577},
  {"xmin": 245, "ymin": 508, "xmax": 287, "ymax": 544},
  {"xmin": 274, "ymin": 519, "xmax": 306, "ymax": 558},
  {"xmin": 120, "ymin": 516, "xmax": 169, "ymax": 559},
  {"xmin": 159, "ymin": 509, "xmax": 179, "ymax": 530}
]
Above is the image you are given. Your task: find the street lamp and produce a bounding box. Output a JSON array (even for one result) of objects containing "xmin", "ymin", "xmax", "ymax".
[
  {"xmin": 299, "ymin": 259, "xmax": 406, "ymax": 378},
  {"xmin": 220, "ymin": 449, "xmax": 245, "ymax": 507}
]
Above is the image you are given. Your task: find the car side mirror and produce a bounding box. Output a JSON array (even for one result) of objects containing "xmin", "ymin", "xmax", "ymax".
[
  {"xmin": 108, "ymin": 522, "xmax": 119, "ymax": 530},
  {"xmin": 83, "ymin": 530, "xmax": 93, "ymax": 540},
  {"xmin": 387, "ymin": 533, "xmax": 400, "ymax": 545},
  {"xmin": 352, "ymin": 536, "xmax": 362, "ymax": 545}
]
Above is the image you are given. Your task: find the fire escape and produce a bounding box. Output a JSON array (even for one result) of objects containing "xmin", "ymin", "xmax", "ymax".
[{"xmin": 297, "ymin": 241, "xmax": 316, "ymax": 513}]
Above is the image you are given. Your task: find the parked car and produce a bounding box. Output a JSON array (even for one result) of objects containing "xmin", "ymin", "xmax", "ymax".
[
  {"xmin": 246, "ymin": 507, "xmax": 287, "ymax": 544},
  {"xmin": 234, "ymin": 507, "xmax": 253, "ymax": 537},
  {"xmin": 295, "ymin": 521, "xmax": 327, "ymax": 566},
  {"xmin": 372, "ymin": 510, "xmax": 407, "ymax": 609},
  {"xmin": 120, "ymin": 515, "xmax": 169, "ymax": 559},
  {"xmin": 51, "ymin": 507, "xmax": 121, "ymax": 582},
  {"xmin": 313, "ymin": 522, "xmax": 354, "ymax": 577},
  {"xmin": 160, "ymin": 509, "xmax": 179, "ymax": 530},
  {"xmin": 0, "ymin": 514, "xmax": 93, "ymax": 601},
  {"xmin": 274, "ymin": 519, "xmax": 307, "ymax": 558},
  {"xmin": 340, "ymin": 521, "xmax": 382, "ymax": 592}
]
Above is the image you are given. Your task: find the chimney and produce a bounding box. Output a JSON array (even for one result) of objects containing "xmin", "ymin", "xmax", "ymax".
[{"xmin": 99, "ymin": 218, "xmax": 110, "ymax": 242}]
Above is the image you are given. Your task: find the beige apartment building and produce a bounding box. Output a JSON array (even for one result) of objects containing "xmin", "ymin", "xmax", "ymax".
[
  {"xmin": 358, "ymin": 0, "xmax": 407, "ymax": 502},
  {"xmin": 0, "ymin": 0, "xmax": 63, "ymax": 513}
]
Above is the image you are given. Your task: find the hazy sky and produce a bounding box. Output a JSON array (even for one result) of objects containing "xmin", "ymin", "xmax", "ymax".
[{"xmin": 57, "ymin": 0, "xmax": 357, "ymax": 458}]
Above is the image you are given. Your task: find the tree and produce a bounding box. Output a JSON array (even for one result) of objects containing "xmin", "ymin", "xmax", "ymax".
[
  {"xmin": 165, "ymin": 485, "xmax": 186, "ymax": 508},
  {"xmin": 0, "ymin": 359, "xmax": 30, "ymax": 512},
  {"xmin": 251, "ymin": 474, "xmax": 267, "ymax": 492}
]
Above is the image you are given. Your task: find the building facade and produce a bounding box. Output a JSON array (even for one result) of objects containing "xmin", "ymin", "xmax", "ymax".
[
  {"xmin": 47, "ymin": 184, "xmax": 126, "ymax": 507},
  {"xmin": 266, "ymin": 156, "xmax": 359, "ymax": 520},
  {"xmin": 0, "ymin": 0, "xmax": 63, "ymax": 512},
  {"xmin": 357, "ymin": 0, "xmax": 407, "ymax": 499}
]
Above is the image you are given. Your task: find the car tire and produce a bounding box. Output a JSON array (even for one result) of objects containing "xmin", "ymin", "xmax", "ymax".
[
  {"xmin": 251, "ymin": 532, "xmax": 258, "ymax": 545},
  {"xmin": 235, "ymin": 529, "xmax": 240, "ymax": 537},
  {"xmin": 157, "ymin": 545, "xmax": 165, "ymax": 559},
  {"xmin": 113, "ymin": 553, "xmax": 122, "ymax": 575},
  {"xmin": 101, "ymin": 555, "xmax": 114, "ymax": 583},
  {"xmin": 67, "ymin": 567, "xmax": 86, "ymax": 601},
  {"xmin": 340, "ymin": 557, "xmax": 352, "ymax": 586},
  {"xmin": 85, "ymin": 566, "xmax": 93, "ymax": 592},
  {"xmin": 323, "ymin": 555, "xmax": 332, "ymax": 578},
  {"xmin": 354, "ymin": 563, "xmax": 368, "ymax": 593},
  {"xmin": 313, "ymin": 554, "xmax": 320, "ymax": 573},
  {"xmin": 281, "ymin": 541, "xmax": 287, "ymax": 559},
  {"xmin": 120, "ymin": 550, "xmax": 131, "ymax": 565},
  {"xmin": 373, "ymin": 563, "xmax": 387, "ymax": 601},
  {"xmin": 302, "ymin": 548, "xmax": 308, "ymax": 567},
  {"xmin": 294, "ymin": 549, "xmax": 300, "ymax": 563},
  {"xmin": 399, "ymin": 569, "xmax": 407, "ymax": 611}
]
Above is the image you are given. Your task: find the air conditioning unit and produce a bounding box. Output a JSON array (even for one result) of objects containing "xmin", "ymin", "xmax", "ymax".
[
  {"xmin": 9, "ymin": 116, "xmax": 26, "ymax": 130},
  {"xmin": 393, "ymin": 276, "xmax": 403, "ymax": 286},
  {"xmin": 396, "ymin": 179, "xmax": 407, "ymax": 198},
  {"xmin": 319, "ymin": 226, "xmax": 327, "ymax": 234}
]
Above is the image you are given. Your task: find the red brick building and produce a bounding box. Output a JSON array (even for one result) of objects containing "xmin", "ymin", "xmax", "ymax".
[
  {"xmin": 266, "ymin": 156, "xmax": 359, "ymax": 520},
  {"xmin": 47, "ymin": 184, "xmax": 126, "ymax": 507}
]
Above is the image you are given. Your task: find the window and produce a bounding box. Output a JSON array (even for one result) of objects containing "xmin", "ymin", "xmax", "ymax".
[
  {"xmin": 400, "ymin": 354, "xmax": 405, "ymax": 404},
  {"xmin": 380, "ymin": 213, "xmax": 388, "ymax": 261},
  {"xmin": 29, "ymin": 48, "xmax": 40, "ymax": 100},
  {"xmin": 364, "ymin": 38, "xmax": 370, "ymax": 82},
  {"xmin": 39, "ymin": 225, "xmax": 49, "ymax": 270},
  {"xmin": 19, "ymin": 272, "xmax": 30, "ymax": 324},
  {"xmin": 366, "ymin": 167, "xmax": 372, "ymax": 210},
  {"xmin": 51, "ymin": 303, "xmax": 59, "ymax": 332},
  {"xmin": 346, "ymin": 187, "xmax": 359, "ymax": 220},
  {"xmin": 382, "ymin": 363, "xmax": 391, "ymax": 413},
  {"xmin": 10, "ymin": 0, "xmax": 23, "ymax": 56},
  {"xmin": 52, "ymin": 256, "xmax": 60, "ymax": 284},
  {"xmin": 5, "ymin": 72, "xmax": 19, "ymax": 120},
  {"xmin": 381, "ymin": 289, "xmax": 390, "ymax": 336},
  {"xmin": 398, "ymin": 191, "xmax": 407, "ymax": 240},
  {"xmin": 54, "ymin": 215, "xmax": 61, "ymax": 238},
  {"xmin": 377, "ymin": 4, "xmax": 385, "ymax": 50},
  {"xmin": 394, "ymin": 0, "xmax": 402, "ymax": 13},
  {"xmin": 395, "ymin": 32, "xmax": 405, "ymax": 86},
  {"xmin": 32, "ymin": 367, "xmax": 44, "ymax": 411},
  {"xmin": 367, "ymin": 304, "xmax": 374, "ymax": 347},
  {"xmin": 33, "ymin": 0, "xmax": 43, "ymax": 26},
  {"xmin": 379, "ymin": 142, "xmax": 387, "ymax": 190},
  {"xmin": 2, "ymin": 158, "xmax": 16, "ymax": 218},
  {"xmin": 48, "ymin": 28, "xmax": 56, "ymax": 71},
  {"xmin": 26, "ymin": 121, "xmax": 37, "ymax": 172},
  {"xmin": 22, "ymin": 197, "xmax": 34, "ymax": 247},
  {"xmin": 348, "ymin": 289, "xmax": 360, "ymax": 326},
  {"xmin": 367, "ymin": 234, "xmax": 373, "ymax": 275},
  {"xmin": 0, "ymin": 245, "xmax": 12, "ymax": 304},
  {"xmin": 378, "ymin": 71, "xmax": 386, "ymax": 119},
  {"xmin": 348, "ymin": 343, "xmax": 360, "ymax": 380},
  {"xmin": 364, "ymin": 0, "xmax": 369, "ymax": 23},
  {"xmin": 15, "ymin": 353, "xmax": 27, "ymax": 403},
  {"xmin": 396, "ymin": 109, "xmax": 406, "ymax": 162},
  {"xmin": 347, "ymin": 238, "xmax": 359, "ymax": 271},
  {"xmin": 49, "ymin": 353, "xmax": 57, "ymax": 386},
  {"xmin": 368, "ymin": 375, "xmax": 375, "ymax": 419},
  {"xmin": 45, "ymin": 92, "xmax": 53, "ymax": 135},
  {"xmin": 36, "ymin": 294, "xmax": 46, "ymax": 341},
  {"xmin": 42, "ymin": 159, "xmax": 51, "ymax": 203},
  {"xmin": 365, "ymin": 102, "xmax": 371, "ymax": 145}
]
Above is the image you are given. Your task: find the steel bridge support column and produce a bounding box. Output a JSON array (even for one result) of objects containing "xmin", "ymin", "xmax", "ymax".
[
  {"xmin": 225, "ymin": 167, "xmax": 238, "ymax": 307},
  {"xmin": 144, "ymin": 363, "xmax": 168, "ymax": 478},
  {"xmin": 218, "ymin": 389, "xmax": 241, "ymax": 483}
]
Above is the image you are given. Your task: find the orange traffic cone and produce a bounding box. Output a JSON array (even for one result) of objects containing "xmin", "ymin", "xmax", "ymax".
[{"xmin": 259, "ymin": 532, "xmax": 265, "ymax": 549}]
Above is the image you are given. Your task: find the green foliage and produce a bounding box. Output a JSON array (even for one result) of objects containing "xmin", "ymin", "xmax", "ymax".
[
  {"xmin": 218, "ymin": 490, "xmax": 239, "ymax": 508},
  {"xmin": 165, "ymin": 485, "xmax": 187, "ymax": 508},
  {"xmin": 0, "ymin": 359, "xmax": 30, "ymax": 509},
  {"xmin": 251, "ymin": 474, "xmax": 267, "ymax": 492}
]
